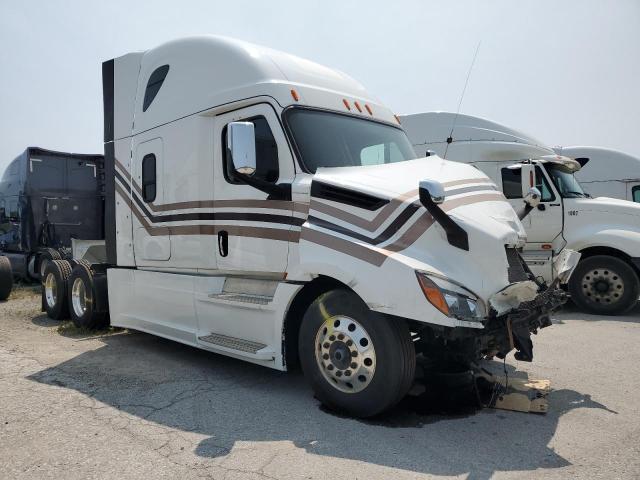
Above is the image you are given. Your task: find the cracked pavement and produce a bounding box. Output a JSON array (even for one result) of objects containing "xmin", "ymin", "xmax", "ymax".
[{"xmin": 1, "ymin": 287, "xmax": 640, "ymax": 479}]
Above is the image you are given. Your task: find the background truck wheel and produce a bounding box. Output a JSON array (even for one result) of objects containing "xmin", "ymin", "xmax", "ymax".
[
  {"xmin": 569, "ymin": 255, "xmax": 640, "ymax": 315},
  {"xmin": 298, "ymin": 289, "xmax": 415, "ymax": 418},
  {"xmin": 0, "ymin": 256, "xmax": 13, "ymax": 301},
  {"xmin": 38, "ymin": 248, "xmax": 62, "ymax": 281},
  {"xmin": 68, "ymin": 261, "xmax": 109, "ymax": 330},
  {"xmin": 42, "ymin": 260, "xmax": 72, "ymax": 320}
]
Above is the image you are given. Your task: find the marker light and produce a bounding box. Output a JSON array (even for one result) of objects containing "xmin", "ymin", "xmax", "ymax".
[
  {"xmin": 394, "ymin": 115, "xmax": 401, "ymax": 124},
  {"xmin": 290, "ymin": 89, "xmax": 299, "ymax": 101},
  {"xmin": 342, "ymin": 99, "xmax": 351, "ymax": 110},
  {"xmin": 354, "ymin": 101, "xmax": 362, "ymax": 112},
  {"xmin": 365, "ymin": 104, "xmax": 373, "ymax": 115}
]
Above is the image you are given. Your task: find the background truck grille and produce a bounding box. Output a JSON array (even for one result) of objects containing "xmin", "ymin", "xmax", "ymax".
[{"xmin": 505, "ymin": 247, "xmax": 530, "ymax": 283}]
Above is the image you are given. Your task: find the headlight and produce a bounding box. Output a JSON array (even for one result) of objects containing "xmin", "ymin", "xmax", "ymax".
[{"xmin": 415, "ymin": 271, "xmax": 486, "ymax": 321}]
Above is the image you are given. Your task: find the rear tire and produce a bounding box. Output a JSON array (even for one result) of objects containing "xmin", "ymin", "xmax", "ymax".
[
  {"xmin": 569, "ymin": 255, "xmax": 639, "ymax": 315},
  {"xmin": 68, "ymin": 261, "xmax": 109, "ymax": 330},
  {"xmin": 38, "ymin": 248, "xmax": 62, "ymax": 281},
  {"xmin": 42, "ymin": 260, "xmax": 72, "ymax": 320},
  {"xmin": 0, "ymin": 256, "xmax": 13, "ymax": 301},
  {"xmin": 298, "ymin": 289, "xmax": 415, "ymax": 418}
]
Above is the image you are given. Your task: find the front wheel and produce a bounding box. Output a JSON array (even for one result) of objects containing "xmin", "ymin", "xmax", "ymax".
[
  {"xmin": 298, "ymin": 289, "xmax": 415, "ymax": 418},
  {"xmin": 569, "ymin": 255, "xmax": 639, "ymax": 315}
]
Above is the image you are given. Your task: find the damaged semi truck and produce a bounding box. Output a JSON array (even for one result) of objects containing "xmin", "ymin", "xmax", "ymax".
[
  {"xmin": 41, "ymin": 36, "xmax": 577, "ymax": 417},
  {"xmin": 0, "ymin": 147, "xmax": 104, "ymax": 300},
  {"xmin": 400, "ymin": 112, "xmax": 640, "ymax": 315}
]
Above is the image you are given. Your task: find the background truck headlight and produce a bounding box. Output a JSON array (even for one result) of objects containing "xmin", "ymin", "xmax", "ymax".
[{"xmin": 415, "ymin": 271, "xmax": 486, "ymax": 321}]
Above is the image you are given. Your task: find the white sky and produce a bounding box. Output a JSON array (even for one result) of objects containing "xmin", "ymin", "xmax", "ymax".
[{"xmin": 1, "ymin": 0, "xmax": 638, "ymax": 172}]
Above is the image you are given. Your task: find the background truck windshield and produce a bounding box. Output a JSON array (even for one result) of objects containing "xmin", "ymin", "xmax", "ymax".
[
  {"xmin": 545, "ymin": 164, "xmax": 588, "ymax": 198},
  {"xmin": 285, "ymin": 109, "xmax": 417, "ymax": 173}
]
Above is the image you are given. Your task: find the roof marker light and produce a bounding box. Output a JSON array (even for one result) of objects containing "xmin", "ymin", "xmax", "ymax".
[
  {"xmin": 365, "ymin": 104, "xmax": 373, "ymax": 115},
  {"xmin": 354, "ymin": 101, "xmax": 362, "ymax": 113},
  {"xmin": 290, "ymin": 89, "xmax": 299, "ymax": 101},
  {"xmin": 394, "ymin": 115, "xmax": 401, "ymax": 124},
  {"xmin": 342, "ymin": 99, "xmax": 351, "ymax": 110}
]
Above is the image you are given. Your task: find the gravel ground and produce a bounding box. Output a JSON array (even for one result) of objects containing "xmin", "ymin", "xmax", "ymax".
[{"xmin": 1, "ymin": 286, "xmax": 639, "ymax": 480}]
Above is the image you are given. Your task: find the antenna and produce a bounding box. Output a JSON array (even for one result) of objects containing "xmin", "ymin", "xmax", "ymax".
[{"xmin": 444, "ymin": 41, "xmax": 481, "ymax": 159}]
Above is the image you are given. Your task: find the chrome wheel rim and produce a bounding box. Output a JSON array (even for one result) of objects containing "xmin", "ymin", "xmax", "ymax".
[
  {"xmin": 71, "ymin": 278, "xmax": 88, "ymax": 317},
  {"xmin": 314, "ymin": 315, "xmax": 376, "ymax": 393},
  {"xmin": 44, "ymin": 273, "xmax": 57, "ymax": 308},
  {"xmin": 581, "ymin": 268, "xmax": 624, "ymax": 305}
]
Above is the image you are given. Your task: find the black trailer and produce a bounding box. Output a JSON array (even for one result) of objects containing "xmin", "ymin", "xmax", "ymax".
[{"xmin": 0, "ymin": 147, "xmax": 105, "ymax": 285}]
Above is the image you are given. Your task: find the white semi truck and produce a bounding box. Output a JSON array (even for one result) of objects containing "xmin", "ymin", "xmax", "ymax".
[
  {"xmin": 33, "ymin": 37, "xmax": 576, "ymax": 417},
  {"xmin": 552, "ymin": 146, "xmax": 640, "ymax": 203},
  {"xmin": 400, "ymin": 111, "xmax": 640, "ymax": 315}
]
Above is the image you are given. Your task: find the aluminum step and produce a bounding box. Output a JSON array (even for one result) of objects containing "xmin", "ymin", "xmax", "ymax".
[
  {"xmin": 207, "ymin": 292, "xmax": 273, "ymax": 305},
  {"xmin": 198, "ymin": 333, "xmax": 270, "ymax": 356}
]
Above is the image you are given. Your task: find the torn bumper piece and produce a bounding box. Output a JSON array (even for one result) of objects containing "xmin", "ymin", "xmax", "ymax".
[{"xmin": 483, "ymin": 286, "xmax": 568, "ymax": 362}]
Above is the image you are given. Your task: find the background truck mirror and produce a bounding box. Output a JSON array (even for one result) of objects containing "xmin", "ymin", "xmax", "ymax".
[
  {"xmin": 227, "ymin": 122, "xmax": 256, "ymax": 176},
  {"xmin": 520, "ymin": 163, "xmax": 535, "ymax": 198}
]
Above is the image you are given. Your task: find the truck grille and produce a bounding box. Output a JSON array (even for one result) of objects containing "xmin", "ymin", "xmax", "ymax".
[{"xmin": 505, "ymin": 247, "xmax": 529, "ymax": 283}]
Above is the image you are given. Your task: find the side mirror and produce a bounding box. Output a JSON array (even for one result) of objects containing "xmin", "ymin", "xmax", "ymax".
[
  {"xmin": 520, "ymin": 163, "xmax": 535, "ymax": 198},
  {"xmin": 523, "ymin": 187, "xmax": 541, "ymax": 208},
  {"xmin": 227, "ymin": 122, "xmax": 256, "ymax": 176},
  {"xmin": 419, "ymin": 179, "xmax": 445, "ymax": 205}
]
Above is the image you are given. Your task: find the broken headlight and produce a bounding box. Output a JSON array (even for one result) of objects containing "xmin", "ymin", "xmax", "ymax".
[{"xmin": 415, "ymin": 271, "xmax": 486, "ymax": 321}]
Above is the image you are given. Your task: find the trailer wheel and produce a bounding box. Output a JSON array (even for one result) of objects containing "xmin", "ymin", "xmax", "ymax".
[
  {"xmin": 0, "ymin": 256, "xmax": 13, "ymax": 301},
  {"xmin": 42, "ymin": 260, "xmax": 72, "ymax": 320},
  {"xmin": 38, "ymin": 248, "xmax": 62, "ymax": 281},
  {"xmin": 68, "ymin": 261, "xmax": 109, "ymax": 330},
  {"xmin": 298, "ymin": 289, "xmax": 415, "ymax": 418},
  {"xmin": 569, "ymin": 255, "xmax": 640, "ymax": 315}
]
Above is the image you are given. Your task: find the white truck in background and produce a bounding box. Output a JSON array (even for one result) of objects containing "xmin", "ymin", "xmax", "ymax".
[
  {"xmin": 400, "ymin": 111, "xmax": 640, "ymax": 315},
  {"xmin": 552, "ymin": 146, "xmax": 640, "ymax": 203},
  {"xmin": 35, "ymin": 37, "xmax": 577, "ymax": 418}
]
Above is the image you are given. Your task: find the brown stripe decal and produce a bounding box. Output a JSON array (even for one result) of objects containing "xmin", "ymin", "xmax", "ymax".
[
  {"xmin": 301, "ymin": 228, "xmax": 388, "ymax": 267},
  {"xmin": 115, "ymin": 183, "xmax": 299, "ymax": 241}
]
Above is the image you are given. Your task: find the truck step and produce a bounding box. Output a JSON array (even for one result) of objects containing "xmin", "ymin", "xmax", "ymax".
[
  {"xmin": 207, "ymin": 292, "xmax": 273, "ymax": 305},
  {"xmin": 198, "ymin": 333, "xmax": 271, "ymax": 356}
]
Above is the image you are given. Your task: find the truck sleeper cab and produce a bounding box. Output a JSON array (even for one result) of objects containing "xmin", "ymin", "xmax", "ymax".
[
  {"xmin": 52, "ymin": 36, "xmax": 572, "ymax": 418},
  {"xmin": 401, "ymin": 111, "xmax": 640, "ymax": 315}
]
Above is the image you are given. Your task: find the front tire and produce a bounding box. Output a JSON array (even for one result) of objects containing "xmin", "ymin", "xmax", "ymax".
[
  {"xmin": 68, "ymin": 261, "xmax": 109, "ymax": 330},
  {"xmin": 569, "ymin": 255, "xmax": 639, "ymax": 315},
  {"xmin": 0, "ymin": 256, "xmax": 13, "ymax": 301},
  {"xmin": 42, "ymin": 260, "xmax": 72, "ymax": 320},
  {"xmin": 298, "ymin": 289, "xmax": 415, "ymax": 418}
]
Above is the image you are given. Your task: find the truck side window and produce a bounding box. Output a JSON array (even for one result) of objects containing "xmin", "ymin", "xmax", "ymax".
[
  {"xmin": 500, "ymin": 166, "xmax": 555, "ymax": 201},
  {"xmin": 141, "ymin": 154, "xmax": 157, "ymax": 202},
  {"xmin": 223, "ymin": 116, "xmax": 279, "ymax": 184},
  {"xmin": 633, "ymin": 186, "xmax": 640, "ymax": 203},
  {"xmin": 143, "ymin": 65, "xmax": 170, "ymax": 112}
]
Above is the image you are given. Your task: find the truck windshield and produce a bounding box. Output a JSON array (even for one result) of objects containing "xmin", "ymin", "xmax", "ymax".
[
  {"xmin": 285, "ymin": 108, "xmax": 417, "ymax": 173},
  {"xmin": 544, "ymin": 164, "xmax": 588, "ymax": 198}
]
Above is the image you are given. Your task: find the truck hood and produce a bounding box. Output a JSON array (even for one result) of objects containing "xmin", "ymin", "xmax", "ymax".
[
  {"xmin": 305, "ymin": 157, "xmax": 529, "ymax": 301},
  {"xmin": 574, "ymin": 196, "xmax": 640, "ymax": 217}
]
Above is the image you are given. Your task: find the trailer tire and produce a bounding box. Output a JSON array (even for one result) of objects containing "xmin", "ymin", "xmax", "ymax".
[
  {"xmin": 68, "ymin": 261, "xmax": 109, "ymax": 330},
  {"xmin": 42, "ymin": 260, "xmax": 72, "ymax": 320},
  {"xmin": 38, "ymin": 248, "xmax": 62, "ymax": 281},
  {"xmin": 298, "ymin": 289, "xmax": 415, "ymax": 418},
  {"xmin": 0, "ymin": 256, "xmax": 13, "ymax": 301},
  {"xmin": 569, "ymin": 255, "xmax": 639, "ymax": 315}
]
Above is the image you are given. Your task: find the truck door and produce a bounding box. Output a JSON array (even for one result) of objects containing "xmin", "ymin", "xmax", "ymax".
[
  {"xmin": 212, "ymin": 104, "xmax": 296, "ymax": 274},
  {"xmin": 501, "ymin": 164, "xmax": 563, "ymax": 282}
]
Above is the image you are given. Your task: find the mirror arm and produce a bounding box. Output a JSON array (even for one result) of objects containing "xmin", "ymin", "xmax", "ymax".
[
  {"xmin": 419, "ymin": 189, "xmax": 469, "ymax": 251},
  {"xmin": 233, "ymin": 171, "xmax": 292, "ymax": 201},
  {"xmin": 517, "ymin": 204, "xmax": 534, "ymax": 220}
]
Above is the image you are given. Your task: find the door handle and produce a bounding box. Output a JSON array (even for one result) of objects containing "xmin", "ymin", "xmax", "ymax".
[
  {"xmin": 218, "ymin": 230, "xmax": 228, "ymax": 257},
  {"xmin": 537, "ymin": 204, "xmax": 546, "ymax": 211}
]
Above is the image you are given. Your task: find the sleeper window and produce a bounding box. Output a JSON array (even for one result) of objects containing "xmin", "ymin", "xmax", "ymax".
[
  {"xmin": 141, "ymin": 154, "xmax": 157, "ymax": 203},
  {"xmin": 143, "ymin": 65, "xmax": 170, "ymax": 112},
  {"xmin": 223, "ymin": 116, "xmax": 279, "ymax": 184}
]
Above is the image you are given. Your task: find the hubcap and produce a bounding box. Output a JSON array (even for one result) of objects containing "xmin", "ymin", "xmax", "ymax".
[
  {"xmin": 71, "ymin": 278, "xmax": 88, "ymax": 317},
  {"xmin": 44, "ymin": 273, "xmax": 57, "ymax": 308},
  {"xmin": 581, "ymin": 268, "xmax": 624, "ymax": 305},
  {"xmin": 314, "ymin": 315, "xmax": 376, "ymax": 394}
]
